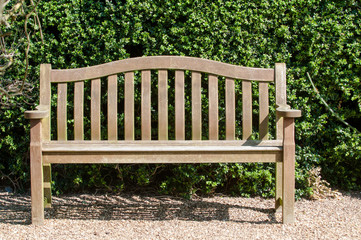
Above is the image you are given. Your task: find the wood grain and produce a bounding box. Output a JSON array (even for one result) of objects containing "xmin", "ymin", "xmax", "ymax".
[
  {"xmin": 74, "ymin": 81, "xmax": 84, "ymax": 140},
  {"xmin": 57, "ymin": 83, "xmax": 67, "ymax": 140},
  {"xmin": 175, "ymin": 70, "xmax": 185, "ymax": 140},
  {"xmin": 30, "ymin": 119, "xmax": 44, "ymax": 225},
  {"xmin": 40, "ymin": 64, "xmax": 51, "ymax": 141},
  {"xmin": 282, "ymin": 117, "xmax": 295, "ymax": 224},
  {"xmin": 242, "ymin": 81, "xmax": 252, "ymax": 140},
  {"xmin": 107, "ymin": 75, "xmax": 118, "ymax": 141},
  {"xmin": 51, "ymin": 56, "xmax": 274, "ymax": 83},
  {"xmin": 226, "ymin": 78, "xmax": 235, "ymax": 140},
  {"xmin": 259, "ymin": 82, "xmax": 269, "ymax": 140},
  {"xmin": 124, "ymin": 72, "xmax": 134, "ymax": 140},
  {"xmin": 208, "ymin": 74, "xmax": 218, "ymax": 140},
  {"xmin": 91, "ymin": 79, "xmax": 101, "ymax": 140},
  {"xmin": 275, "ymin": 63, "xmax": 287, "ymax": 211},
  {"xmin": 141, "ymin": 70, "xmax": 151, "ymax": 140},
  {"xmin": 158, "ymin": 70, "xmax": 168, "ymax": 140},
  {"xmin": 192, "ymin": 72, "xmax": 202, "ymax": 140}
]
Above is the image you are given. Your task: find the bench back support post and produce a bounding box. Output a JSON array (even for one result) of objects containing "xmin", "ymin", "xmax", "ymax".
[
  {"xmin": 275, "ymin": 63, "xmax": 287, "ymax": 211},
  {"xmin": 39, "ymin": 64, "xmax": 52, "ymax": 208}
]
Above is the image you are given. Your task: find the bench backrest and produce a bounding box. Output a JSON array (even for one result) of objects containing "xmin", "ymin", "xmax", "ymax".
[{"xmin": 39, "ymin": 56, "xmax": 287, "ymax": 142}]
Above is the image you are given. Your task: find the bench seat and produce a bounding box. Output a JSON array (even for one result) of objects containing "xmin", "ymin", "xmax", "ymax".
[{"xmin": 42, "ymin": 140, "xmax": 283, "ymax": 164}]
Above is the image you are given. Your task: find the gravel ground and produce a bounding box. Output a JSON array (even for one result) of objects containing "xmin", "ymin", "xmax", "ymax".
[{"xmin": 0, "ymin": 190, "xmax": 360, "ymax": 240}]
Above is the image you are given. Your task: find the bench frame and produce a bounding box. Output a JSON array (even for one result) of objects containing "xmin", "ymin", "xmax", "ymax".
[{"xmin": 25, "ymin": 56, "xmax": 301, "ymax": 225}]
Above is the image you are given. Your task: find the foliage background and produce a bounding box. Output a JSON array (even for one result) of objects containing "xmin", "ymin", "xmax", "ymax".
[{"xmin": 1, "ymin": 0, "xmax": 360, "ymax": 198}]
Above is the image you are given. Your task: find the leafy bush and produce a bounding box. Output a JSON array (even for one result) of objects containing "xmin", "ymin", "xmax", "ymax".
[{"xmin": 1, "ymin": 0, "xmax": 360, "ymax": 198}]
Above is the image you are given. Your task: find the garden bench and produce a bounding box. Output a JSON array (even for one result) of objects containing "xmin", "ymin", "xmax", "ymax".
[{"xmin": 25, "ymin": 56, "xmax": 301, "ymax": 225}]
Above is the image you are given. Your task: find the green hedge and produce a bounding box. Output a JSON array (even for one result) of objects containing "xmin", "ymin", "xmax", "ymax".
[{"xmin": 1, "ymin": 0, "xmax": 360, "ymax": 198}]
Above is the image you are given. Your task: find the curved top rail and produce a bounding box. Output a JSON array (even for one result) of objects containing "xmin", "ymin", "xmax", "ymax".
[{"xmin": 50, "ymin": 56, "xmax": 274, "ymax": 83}]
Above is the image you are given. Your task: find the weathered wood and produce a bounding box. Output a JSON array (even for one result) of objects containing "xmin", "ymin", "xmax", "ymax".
[
  {"xmin": 27, "ymin": 57, "xmax": 301, "ymax": 225},
  {"xmin": 43, "ymin": 140, "xmax": 283, "ymax": 151},
  {"xmin": 74, "ymin": 81, "xmax": 84, "ymax": 140},
  {"xmin": 141, "ymin": 70, "xmax": 151, "ymax": 140},
  {"xmin": 158, "ymin": 70, "xmax": 168, "ymax": 140},
  {"xmin": 40, "ymin": 64, "xmax": 51, "ymax": 141},
  {"xmin": 40, "ymin": 64, "xmax": 52, "ymax": 209},
  {"xmin": 51, "ymin": 56, "xmax": 274, "ymax": 83},
  {"xmin": 208, "ymin": 75, "xmax": 218, "ymax": 140},
  {"xmin": 107, "ymin": 75, "xmax": 118, "ymax": 141},
  {"xmin": 242, "ymin": 81, "xmax": 252, "ymax": 140},
  {"xmin": 57, "ymin": 83, "xmax": 67, "ymax": 141},
  {"xmin": 30, "ymin": 119, "xmax": 44, "ymax": 225},
  {"xmin": 91, "ymin": 79, "xmax": 101, "ymax": 140},
  {"xmin": 192, "ymin": 72, "xmax": 202, "ymax": 140},
  {"xmin": 175, "ymin": 70, "xmax": 185, "ymax": 140},
  {"xmin": 225, "ymin": 78, "xmax": 235, "ymax": 140},
  {"xmin": 282, "ymin": 117, "xmax": 296, "ymax": 223},
  {"xmin": 259, "ymin": 82, "xmax": 269, "ymax": 140},
  {"xmin": 276, "ymin": 105, "xmax": 302, "ymax": 118},
  {"xmin": 275, "ymin": 63, "xmax": 287, "ymax": 140},
  {"xmin": 44, "ymin": 152, "xmax": 282, "ymax": 164},
  {"xmin": 43, "ymin": 163, "xmax": 52, "ymax": 208},
  {"xmin": 124, "ymin": 72, "xmax": 134, "ymax": 140},
  {"xmin": 24, "ymin": 106, "xmax": 49, "ymax": 119},
  {"xmin": 275, "ymin": 63, "xmax": 287, "ymax": 211}
]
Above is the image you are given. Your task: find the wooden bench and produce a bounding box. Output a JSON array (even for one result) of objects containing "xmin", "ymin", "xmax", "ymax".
[{"xmin": 25, "ymin": 56, "xmax": 301, "ymax": 225}]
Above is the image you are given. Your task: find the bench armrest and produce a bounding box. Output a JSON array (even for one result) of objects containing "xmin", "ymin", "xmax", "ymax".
[
  {"xmin": 24, "ymin": 105, "xmax": 49, "ymax": 119},
  {"xmin": 276, "ymin": 104, "xmax": 301, "ymax": 118}
]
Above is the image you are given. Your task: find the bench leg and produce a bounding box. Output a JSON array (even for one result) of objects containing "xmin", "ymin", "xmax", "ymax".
[
  {"xmin": 30, "ymin": 120, "xmax": 44, "ymax": 225},
  {"xmin": 282, "ymin": 118, "xmax": 295, "ymax": 224},
  {"xmin": 275, "ymin": 162, "xmax": 282, "ymax": 212},
  {"xmin": 43, "ymin": 164, "xmax": 52, "ymax": 208}
]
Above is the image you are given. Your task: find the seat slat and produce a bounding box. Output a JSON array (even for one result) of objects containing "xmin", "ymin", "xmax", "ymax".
[
  {"xmin": 57, "ymin": 83, "xmax": 67, "ymax": 140},
  {"xmin": 141, "ymin": 70, "xmax": 151, "ymax": 140},
  {"xmin": 158, "ymin": 70, "xmax": 168, "ymax": 140},
  {"xmin": 107, "ymin": 75, "xmax": 118, "ymax": 140},
  {"xmin": 226, "ymin": 78, "xmax": 235, "ymax": 140},
  {"xmin": 74, "ymin": 81, "xmax": 84, "ymax": 140},
  {"xmin": 192, "ymin": 72, "xmax": 202, "ymax": 140},
  {"xmin": 124, "ymin": 72, "xmax": 134, "ymax": 140},
  {"xmin": 259, "ymin": 82, "xmax": 269, "ymax": 140},
  {"xmin": 208, "ymin": 74, "xmax": 218, "ymax": 140},
  {"xmin": 175, "ymin": 70, "xmax": 185, "ymax": 140},
  {"xmin": 44, "ymin": 152, "xmax": 282, "ymax": 164},
  {"xmin": 43, "ymin": 140, "xmax": 283, "ymax": 152},
  {"xmin": 242, "ymin": 80, "xmax": 252, "ymax": 140},
  {"xmin": 91, "ymin": 79, "xmax": 101, "ymax": 140}
]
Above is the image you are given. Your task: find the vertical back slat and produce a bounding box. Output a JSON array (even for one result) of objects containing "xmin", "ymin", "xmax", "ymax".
[
  {"xmin": 225, "ymin": 78, "xmax": 235, "ymax": 140},
  {"xmin": 141, "ymin": 70, "xmax": 151, "ymax": 140},
  {"xmin": 74, "ymin": 81, "xmax": 84, "ymax": 140},
  {"xmin": 124, "ymin": 72, "xmax": 134, "ymax": 140},
  {"xmin": 192, "ymin": 72, "xmax": 202, "ymax": 140},
  {"xmin": 259, "ymin": 82, "xmax": 269, "ymax": 140},
  {"xmin": 91, "ymin": 79, "xmax": 101, "ymax": 140},
  {"xmin": 57, "ymin": 83, "xmax": 67, "ymax": 140},
  {"xmin": 175, "ymin": 70, "xmax": 185, "ymax": 140},
  {"xmin": 242, "ymin": 80, "xmax": 252, "ymax": 140},
  {"xmin": 158, "ymin": 70, "xmax": 168, "ymax": 140},
  {"xmin": 107, "ymin": 75, "xmax": 118, "ymax": 141},
  {"xmin": 208, "ymin": 74, "xmax": 218, "ymax": 140}
]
